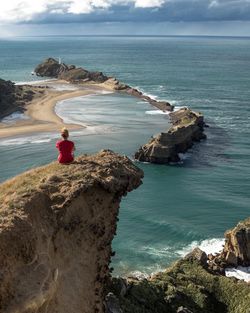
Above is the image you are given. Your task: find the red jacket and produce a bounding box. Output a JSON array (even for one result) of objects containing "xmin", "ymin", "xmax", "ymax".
[{"xmin": 56, "ymin": 140, "xmax": 74, "ymax": 164}]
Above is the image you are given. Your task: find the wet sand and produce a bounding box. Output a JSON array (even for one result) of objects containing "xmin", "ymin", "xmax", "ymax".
[{"xmin": 0, "ymin": 80, "xmax": 111, "ymax": 139}]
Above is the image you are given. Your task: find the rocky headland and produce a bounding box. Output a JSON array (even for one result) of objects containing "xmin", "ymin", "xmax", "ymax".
[
  {"xmin": 0, "ymin": 79, "xmax": 46, "ymax": 119},
  {"xmin": 0, "ymin": 152, "xmax": 250, "ymax": 313},
  {"xmin": 34, "ymin": 58, "xmax": 174, "ymax": 112},
  {"xmin": 135, "ymin": 108, "xmax": 206, "ymax": 164},
  {"xmin": 34, "ymin": 58, "xmax": 207, "ymax": 163}
]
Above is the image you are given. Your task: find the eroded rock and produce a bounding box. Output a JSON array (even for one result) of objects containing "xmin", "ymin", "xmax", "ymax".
[
  {"xmin": 0, "ymin": 150, "xmax": 143, "ymax": 313},
  {"xmin": 135, "ymin": 108, "xmax": 206, "ymax": 164},
  {"xmin": 212, "ymin": 218, "xmax": 250, "ymax": 268}
]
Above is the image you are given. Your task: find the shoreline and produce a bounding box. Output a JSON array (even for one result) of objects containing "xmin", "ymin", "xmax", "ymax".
[{"xmin": 0, "ymin": 80, "xmax": 111, "ymax": 139}]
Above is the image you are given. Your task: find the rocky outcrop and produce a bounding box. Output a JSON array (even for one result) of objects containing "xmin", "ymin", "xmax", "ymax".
[
  {"xmin": 0, "ymin": 79, "xmax": 45, "ymax": 119},
  {"xmin": 135, "ymin": 108, "xmax": 206, "ymax": 164},
  {"xmin": 207, "ymin": 218, "xmax": 250, "ymax": 272},
  {"xmin": 34, "ymin": 58, "xmax": 108, "ymax": 83},
  {"xmin": 223, "ymin": 218, "xmax": 250, "ymax": 266},
  {"xmin": 108, "ymin": 254, "xmax": 250, "ymax": 313},
  {"xmin": 105, "ymin": 218, "xmax": 250, "ymax": 313},
  {"xmin": 0, "ymin": 150, "xmax": 143, "ymax": 313},
  {"xmin": 34, "ymin": 59, "xmax": 174, "ymax": 112}
]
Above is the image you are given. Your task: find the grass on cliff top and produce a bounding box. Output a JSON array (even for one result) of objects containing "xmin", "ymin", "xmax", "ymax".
[{"xmin": 0, "ymin": 161, "xmax": 83, "ymax": 206}]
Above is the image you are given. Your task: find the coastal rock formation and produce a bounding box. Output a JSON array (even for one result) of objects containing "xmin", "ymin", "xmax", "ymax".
[
  {"xmin": 135, "ymin": 108, "xmax": 206, "ymax": 164},
  {"xmin": 207, "ymin": 218, "xmax": 250, "ymax": 271},
  {"xmin": 223, "ymin": 218, "xmax": 250, "ymax": 265},
  {"xmin": 108, "ymin": 255, "xmax": 250, "ymax": 313},
  {"xmin": 34, "ymin": 59, "xmax": 174, "ymax": 112},
  {"xmin": 107, "ymin": 220, "xmax": 250, "ymax": 313},
  {"xmin": 0, "ymin": 79, "xmax": 45, "ymax": 119},
  {"xmin": 34, "ymin": 58, "xmax": 108, "ymax": 83},
  {"xmin": 0, "ymin": 150, "xmax": 143, "ymax": 313},
  {"xmin": 103, "ymin": 78, "xmax": 174, "ymax": 112}
]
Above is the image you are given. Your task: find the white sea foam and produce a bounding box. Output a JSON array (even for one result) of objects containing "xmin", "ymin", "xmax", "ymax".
[
  {"xmin": 225, "ymin": 266, "xmax": 250, "ymax": 282},
  {"xmin": 134, "ymin": 86, "xmax": 158, "ymax": 100},
  {"xmin": 177, "ymin": 238, "xmax": 225, "ymax": 257},
  {"xmin": 0, "ymin": 135, "xmax": 55, "ymax": 146},
  {"xmin": 157, "ymin": 85, "xmax": 165, "ymax": 91},
  {"xmin": 15, "ymin": 78, "xmax": 57, "ymax": 85},
  {"xmin": 174, "ymin": 106, "xmax": 187, "ymax": 112},
  {"xmin": 0, "ymin": 125, "xmax": 114, "ymax": 146},
  {"xmin": 95, "ymin": 89, "xmax": 114, "ymax": 95},
  {"xmin": 145, "ymin": 110, "xmax": 170, "ymax": 115},
  {"xmin": 128, "ymin": 271, "xmax": 150, "ymax": 280},
  {"xmin": 178, "ymin": 152, "xmax": 191, "ymax": 161},
  {"xmin": 1, "ymin": 112, "xmax": 29, "ymax": 123},
  {"xmin": 49, "ymin": 84, "xmax": 80, "ymax": 91},
  {"xmin": 168, "ymin": 100, "xmax": 179, "ymax": 106},
  {"xmin": 140, "ymin": 245, "xmax": 174, "ymax": 258}
]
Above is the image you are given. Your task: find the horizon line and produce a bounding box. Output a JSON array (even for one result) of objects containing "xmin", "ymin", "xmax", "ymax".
[{"xmin": 2, "ymin": 34, "xmax": 250, "ymax": 39}]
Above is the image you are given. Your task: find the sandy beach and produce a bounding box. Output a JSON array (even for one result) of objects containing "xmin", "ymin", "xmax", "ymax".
[{"xmin": 0, "ymin": 80, "xmax": 110, "ymax": 139}]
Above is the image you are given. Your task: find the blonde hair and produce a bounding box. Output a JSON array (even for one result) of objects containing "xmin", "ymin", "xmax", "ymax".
[{"xmin": 61, "ymin": 127, "xmax": 69, "ymax": 139}]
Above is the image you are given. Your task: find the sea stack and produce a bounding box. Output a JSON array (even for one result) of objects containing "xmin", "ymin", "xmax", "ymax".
[
  {"xmin": 135, "ymin": 108, "xmax": 206, "ymax": 164},
  {"xmin": 34, "ymin": 57, "xmax": 108, "ymax": 83}
]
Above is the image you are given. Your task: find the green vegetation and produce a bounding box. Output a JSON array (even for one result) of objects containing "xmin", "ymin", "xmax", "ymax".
[{"xmin": 111, "ymin": 259, "xmax": 250, "ymax": 313}]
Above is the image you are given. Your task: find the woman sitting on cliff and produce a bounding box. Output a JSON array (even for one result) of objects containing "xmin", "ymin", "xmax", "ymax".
[{"xmin": 56, "ymin": 128, "xmax": 75, "ymax": 164}]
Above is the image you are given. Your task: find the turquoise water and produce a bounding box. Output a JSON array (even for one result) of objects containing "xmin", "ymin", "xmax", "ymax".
[{"xmin": 0, "ymin": 36, "xmax": 250, "ymax": 276}]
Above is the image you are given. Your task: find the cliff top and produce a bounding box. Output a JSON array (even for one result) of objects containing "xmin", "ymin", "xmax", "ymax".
[{"xmin": 0, "ymin": 150, "xmax": 143, "ymax": 218}]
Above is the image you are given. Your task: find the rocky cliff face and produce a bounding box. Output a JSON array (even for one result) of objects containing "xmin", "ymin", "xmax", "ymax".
[
  {"xmin": 0, "ymin": 150, "xmax": 143, "ymax": 313},
  {"xmin": 1, "ymin": 150, "xmax": 250, "ymax": 313},
  {"xmin": 0, "ymin": 79, "xmax": 45, "ymax": 119},
  {"xmin": 223, "ymin": 218, "xmax": 250, "ymax": 266},
  {"xmin": 207, "ymin": 218, "xmax": 250, "ymax": 270},
  {"xmin": 135, "ymin": 108, "xmax": 206, "ymax": 164}
]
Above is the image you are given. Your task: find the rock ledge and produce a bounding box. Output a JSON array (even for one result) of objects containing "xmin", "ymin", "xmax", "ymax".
[{"xmin": 0, "ymin": 150, "xmax": 143, "ymax": 313}]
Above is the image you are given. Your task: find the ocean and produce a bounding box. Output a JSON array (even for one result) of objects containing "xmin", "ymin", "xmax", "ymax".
[{"xmin": 0, "ymin": 36, "xmax": 250, "ymax": 277}]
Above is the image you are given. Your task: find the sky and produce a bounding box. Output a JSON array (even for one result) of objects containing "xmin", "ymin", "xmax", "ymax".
[{"xmin": 0, "ymin": 0, "xmax": 250, "ymax": 36}]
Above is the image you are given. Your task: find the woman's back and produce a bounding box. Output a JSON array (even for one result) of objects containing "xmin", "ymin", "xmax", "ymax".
[{"xmin": 56, "ymin": 128, "xmax": 75, "ymax": 164}]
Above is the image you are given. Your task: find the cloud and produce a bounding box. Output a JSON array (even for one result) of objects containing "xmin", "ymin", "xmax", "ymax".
[
  {"xmin": 134, "ymin": 0, "xmax": 165, "ymax": 8},
  {"xmin": 1, "ymin": 0, "xmax": 250, "ymax": 24}
]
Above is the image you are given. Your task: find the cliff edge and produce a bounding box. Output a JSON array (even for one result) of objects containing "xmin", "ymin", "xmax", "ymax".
[{"xmin": 0, "ymin": 150, "xmax": 143, "ymax": 313}]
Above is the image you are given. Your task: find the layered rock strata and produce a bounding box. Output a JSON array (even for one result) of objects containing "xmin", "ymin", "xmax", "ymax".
[
  {"xmin": 106, "ymin": 218, "xmax": 250, "ymax": 313},
  {"xmin": 34, "ymin": 58, "xmax": 174, "ymax": 112},
  {"xmin": 0, "ymin": 79, "xmax": 46, "ymax": 119},
  {"xmin": 135, "ymin": 108, "xmax": 206, "ymax": 164},
  {"xmin": 207, "ymin": 218, "xmax": 250, "ymax": 270},
  {"xmin": 0, "ymin": 150, "xmax": 143, "ymax": 313}
]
